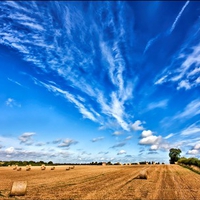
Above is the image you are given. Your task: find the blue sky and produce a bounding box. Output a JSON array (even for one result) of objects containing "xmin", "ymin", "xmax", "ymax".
[{"xmin": 0, "ymin": 1, "xmax": 200, "ymax": 164}]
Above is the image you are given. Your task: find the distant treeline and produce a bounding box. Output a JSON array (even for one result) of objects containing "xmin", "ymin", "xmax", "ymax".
[
  {"xmin": 0, "ymin": 160, "xmax": 54, "ymax": 166},
  {"xmin": 0, "ymin": 160, "xmax": 164, "ymax": 166},
  {"xmin": 178, "ymin": 157, "xmax": 200, "ymax": 167}
]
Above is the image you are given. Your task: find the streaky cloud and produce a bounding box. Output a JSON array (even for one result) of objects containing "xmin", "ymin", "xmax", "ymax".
[{"xmin": 169, "ymin": 1, "xmax": 190, "ymax": 34}]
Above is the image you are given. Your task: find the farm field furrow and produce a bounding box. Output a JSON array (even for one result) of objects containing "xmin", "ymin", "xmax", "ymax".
[{"xmin": 0, "ymin": 165, "xmax": 200, "ymax": 200}]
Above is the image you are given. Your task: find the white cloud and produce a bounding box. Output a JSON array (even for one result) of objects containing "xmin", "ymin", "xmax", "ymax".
[
  {"xmin": 139, "ymin": 130, "xmax": 169, "ymax": 151},
  {"xmin": 125, "ymin": 136, "xmax": 132, "ymax": 140},
  {"xmin": 111, "ymin": 142, "xmax": 126, "ymax": 148},
  {"xmin": 5, "ymin": 147, "xmax": 15, "ymax": 154},
  {"xmin": 139, "ymin": 135, "xmax": 160, "ymax": 145},
  {"xmin": 164, "ymin": 133, "xmax": 174, "ymax": 139},
  {"xmin": 18, "ymin": 132, "xmax": 35, "ymax": 144},
  {"xmin": 187, "ymin": 149, "xmax": 199, "ymax": 155},
  {"xmin": 188, "ymin": 67, "xmax": 200, "ymax": 77},
  {"xmin": 7, "ymin": 78, "xmax": 23, "ymax": 87},
  {"xmin": 147, "ymin": 99, "xmax": 168, "ymax": 110},
  {"xmin": 58, "ymin": 139, "xmax": 78, "ymax": 148},
  {"xmin": 195, "ymin": 77, "xmax": 200, "ymax": 83},
  {"xmin": 97, "ymin": 91, "xmax": 129, "ymax": 131},
  {"xmin": 141, "ymin": 130, "xmax": 153, "ymax": 138},
  {"xmin": 5, "ymin": 98, "xmax": 21, "ymax": 108},
  {"xmin": 112, "ymin": 131, "xmax": 123, "ymax": 136},
  {"xmin": 174, "ymin": 99, "xmax": 200, "ymax": 119},
  {"xmin": 36, "ymin": 81, "xmax": 98, "ymax": 122},
  {"xmin": 155, "ymin": 75, "xmax": 168, "ymax": 85},
  {"xmin": 117, "ymin": 150, "xmax": 126, "ymax": 155},
  {"xmin": 150, "ymin": 145, "xmax": 158, "ymax": 150},
  {"xmin": 91, "ymin": 137, "xmax": 104, "ymax": 142},
  {"xmin": 131, "ymin": 120, "xmax": 144, "ymax": 131},
  {"xmin": 155, "ymin": 43, "xmax": 200, "ymax": 90},
  {"xmin": 169, "ymin": 1, "xmax": 190, "ymax": 34},
  {"xmin": 144, "ymin": 34, "xmax": 160, "ymax": 54},
  {"xmin": 181, "ymin": 122, "xmax": 200, "ymax": 136},
  {"xmin": 177, "ymin": 80, "xmax": 191, "ymax": 90},
  {"xmin": 194, "ymin": 143, "xmax": 200, "ymax": 150}
]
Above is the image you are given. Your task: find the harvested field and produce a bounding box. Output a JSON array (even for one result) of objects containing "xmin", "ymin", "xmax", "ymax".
[{"xmin": 0, "ymin": 165, "xmax": 200, "ymax": 200}]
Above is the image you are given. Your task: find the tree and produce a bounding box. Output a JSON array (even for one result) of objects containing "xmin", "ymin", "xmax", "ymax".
[
  {"xmin": 48, "ymin": 161, "xmax": 53, "ymax": 165},
  {"xmin": 169, "ymin": 148, "xmax": 181, "ymax": 164}
]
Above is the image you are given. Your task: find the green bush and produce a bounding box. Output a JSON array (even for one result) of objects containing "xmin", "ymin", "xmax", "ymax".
[{"xmin": 178, "ymin": 157, "xmax": 200, "ymax": 167}]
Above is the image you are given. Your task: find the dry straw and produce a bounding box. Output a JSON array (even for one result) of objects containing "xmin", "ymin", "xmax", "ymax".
[
  {"xmin": 10, "ymin": 181, "xmax": 27, "ymax": 196},
  {"xmin": 17, "ymin": 167, "xmax": 22, "ymax": 171},
  {"xmin": 51, "ymin": 167, "xmax": 55, "ymax": 170},
  {"xmin": 66, "ymin": 167, "xmax": 70, "ymax": 170}
]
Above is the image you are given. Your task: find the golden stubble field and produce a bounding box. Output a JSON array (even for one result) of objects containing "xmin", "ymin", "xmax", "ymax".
[{"xmin": 1, "ymin": 164, "xmax": 200, "ymax": 200}]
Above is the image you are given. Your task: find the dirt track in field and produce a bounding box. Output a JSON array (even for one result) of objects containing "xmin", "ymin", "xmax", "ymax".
[{"xmin": 0, "ymin": 164, "xmax": 200, "ymax": 200}]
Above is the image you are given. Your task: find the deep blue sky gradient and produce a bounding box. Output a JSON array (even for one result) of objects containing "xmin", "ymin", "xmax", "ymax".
[{"xmin": 0, "ymin": 1, "xmax": 200, "ymax": 163}]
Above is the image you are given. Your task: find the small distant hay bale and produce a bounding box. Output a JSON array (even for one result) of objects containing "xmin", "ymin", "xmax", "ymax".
[
  {"xmin": 135, "ymin": 170, "xmax": 148, "ymax": 179},
  {"xmin": 41, "ymin": 166, "xmax": 46, "ymax": 170},
  {"xmin": 10, "ymin": 181, "xmax": 27, "ymax": 196},
  {"xmin": 17, "ymin": 167, "xmax": 22, "ymax": 171},
  {"xmin": 66, "ymin": 167, "xmax": 70, "ymax": 171},
  {"xmin": 13, "ymin": 166, "xmax": 17, "ymax": 170},
  {"xmin": 26, "ymin": 165, "xmax": 31, "ymax": 171},
  {"xmin": 51, "ymin": 167, "xmax": 55, "ymax": 170}
]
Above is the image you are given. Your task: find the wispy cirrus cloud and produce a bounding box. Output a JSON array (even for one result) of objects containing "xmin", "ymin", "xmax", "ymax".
[
  {"xmin": 91, "ymin": 137, "xmax": 104, "ymax": 142},
  {"xmin": 169, "ymin": 1, "xmax": 190, "ymax": 34},
  {"xmin": 34, "ymin": 79, "xmax": 99, "ymax": 122},
  {"xmin": 155, "ymin": 42, "xmax": 200, "ymax": 90},
  {"xmin": 0, "ymin": 1, "xmax": 135, "ymax": 131},
  {"xmin": 144, "ymin": 34, "xmax": 160, "ymax": 54},
  {"xmin": 112, "ymin": 131, "xmax": 123, "ymax": 136},
  {"xmin": 111, "ymin": 142, "xmax": 126, "ymax": 148},
  {"xmin": 164, "ymin": 133, "xmax": 174, "ymax": 139},
  {"xmin": 181, "ymin": 121, "xmax": 200, "ymax": 136},
  {"xmin": 147, "ymin": 99, "xmax": 168, "ymax": 110},
  {"xmin": 7, "ymin": 78, "xmax": 23, "ymax": 87},
  {"xmin": 174, "ymin": 99, "xmax": 200, "ymax": 120}
]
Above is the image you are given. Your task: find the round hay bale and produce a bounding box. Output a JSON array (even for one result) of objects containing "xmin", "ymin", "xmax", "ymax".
[
  {"xmin": 26, "ymin": 167, "xmax": 31, "ymax": 171},
  {"xmin": 41, "ymin": 166, "xmax": 46, "ymax": 170},
  {"xmin": 51, "ymin": 167, "xmax": 55, "ymax": 170},
  {"xmin": 136, "ymin": 170, "xmax": 148, "ymax": 179},
  {"xmin": 13, "ymin": 167, "xmax": 17, "ymax": 170},
  {"xmin": 66, "ymin": 167, "xmax": 70, "ymax": 170},
  {"xmin": 17, "ymin": 167, "xmax": 22, "ymax": 171},
  {"xmin": 10, "ymin": 181, "xmax": 27, "ymax": 196}
]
